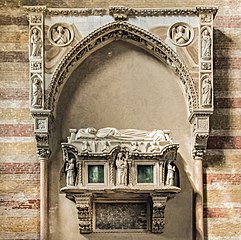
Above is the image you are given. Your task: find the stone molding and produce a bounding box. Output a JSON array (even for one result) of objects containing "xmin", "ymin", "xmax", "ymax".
[{"xmin": 24, "ymin": 6, "xmax": 218, "ymax": 18}]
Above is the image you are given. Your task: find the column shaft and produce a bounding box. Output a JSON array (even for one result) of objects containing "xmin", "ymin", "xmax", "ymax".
[
  {"xmin": 40, "ymin": 158, "xmax": 48, "ymax": 240},
  {"xmin": 195, "ymin": 156, "xmax": 204, "ymax": 240}
]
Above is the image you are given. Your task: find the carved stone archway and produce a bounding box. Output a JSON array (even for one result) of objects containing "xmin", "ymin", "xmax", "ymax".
[
  {"xmin": 24, "ymin": 6, "xmax": 218, "ymax": 240},
  {"xmin": 46, "ymin": 21, "xmax": 198, "ymax": 115}
]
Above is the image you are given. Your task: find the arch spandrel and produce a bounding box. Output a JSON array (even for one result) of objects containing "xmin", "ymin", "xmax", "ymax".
[{"xmin": 46, "ymin": 21, "xmax": 198, "ymax": 114}]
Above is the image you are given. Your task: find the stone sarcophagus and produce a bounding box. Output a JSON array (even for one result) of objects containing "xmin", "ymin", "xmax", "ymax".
[{"xmin": 61, "ymin": 127, "xmax": 180, "ymax": 234}]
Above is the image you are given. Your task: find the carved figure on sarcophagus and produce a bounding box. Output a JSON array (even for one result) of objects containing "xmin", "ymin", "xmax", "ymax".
[
  {"xmin": 165, "ymin": 162, "xmax": 176, "ymax": 187},
  {"xmin": 62, "ymin": 147, "xmax": 79, "ymax": 188},
  {"xmin": 65, "ymin": 158, "xmax": 76, "ymax": 187},
  {"xmin": 115, "ymin": 151, "xmax": 129, "ymax": 187}
]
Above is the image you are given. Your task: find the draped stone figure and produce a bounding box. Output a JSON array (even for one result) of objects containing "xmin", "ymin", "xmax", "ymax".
[
  {"xmin": 165, "ymin": 163, "xmax": 175, "ymax": 186},
  {"xmin": 202, "ymin": 77, "xmax": 212, "ymax": 106},
  {"xmin": 201, "ymin": 29, "xmax": 211, "ymax": 60},
  {"xmin": 66, "ymin": 158, "xmax": 76, "ymax": 186},
  {"xmin": 116, "ymin": 152, "xmax": 128, "ymax": 186},
  {"xmin": 30, "ymin": 28, "xmax": 42, "ymax": 57},
  {"xmin": 32, "ymin": 77, "xmax": 42, "ymax": 108}
]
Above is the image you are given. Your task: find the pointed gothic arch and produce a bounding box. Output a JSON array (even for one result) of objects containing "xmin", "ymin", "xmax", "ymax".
[{"xmin": 46, "ymin": 21, "xmax": 198, "ymax": 115}]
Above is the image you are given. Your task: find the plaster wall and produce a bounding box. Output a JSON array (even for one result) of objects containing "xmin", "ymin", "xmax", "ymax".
[{"xmin": 49, "ymin": 41, "xmax": 193, "ymax": 240}]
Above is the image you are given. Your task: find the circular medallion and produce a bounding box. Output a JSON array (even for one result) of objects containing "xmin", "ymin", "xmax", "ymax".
[
  {"xmin": 48, "ymin": 23, "xmax": 74, "ymax": 47},
  {"xmin": 169, "ymin": 22, "xmax": 194, "ymax": 47}
]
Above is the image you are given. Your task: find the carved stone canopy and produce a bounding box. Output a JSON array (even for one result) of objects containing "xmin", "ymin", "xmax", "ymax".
[{"xmin": 61, "ymin": 128, "xmax": 180, "ymax": 234}]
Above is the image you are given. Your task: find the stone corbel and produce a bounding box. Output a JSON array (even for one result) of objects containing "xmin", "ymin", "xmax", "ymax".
[
  {"xmin": 74, "ymin": 193, "xmax": 93, "ymax": 234},
  {"xmin": 151, "ymin": 194, "xmax": 167, "ymax": 233}
]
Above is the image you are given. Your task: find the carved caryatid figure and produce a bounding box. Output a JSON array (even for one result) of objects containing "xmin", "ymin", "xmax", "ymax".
[
  {"xmin": 115, "ymin": 152, "xmax": 128, "ymax": 186},
  {"xmin": 202, "ymin": 76, "xmax": 212, "ymax": 106},
  {"xmin": 30, "ymin": 28, "xmax": 42, "ymax": 57},
  {"xmin": 201, "ymin": 29, "xmax": 211, "ymax": 60},
  {"xmin": 66, "ymin": 158, "xmax": 76, "ymax": 186},
  {"xmin": 32, "ymin": 77, "xmax": 42, "ymax": 108},
  {"xmin": 165, "ymin": 162, "xmax": 175, "ymax": 186}
]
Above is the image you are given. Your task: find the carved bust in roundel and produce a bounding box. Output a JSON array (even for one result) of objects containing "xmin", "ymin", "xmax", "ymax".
[
  {"xmin": 169, "ymin": 22, "xmax": 194, "ymax": 47},
  {"xmin": 48, "ymin": 23, "xmax": 74, "ymax": 47}
]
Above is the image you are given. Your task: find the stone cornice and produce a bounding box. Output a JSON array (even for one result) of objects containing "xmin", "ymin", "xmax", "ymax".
[{"xmin": 23, "ymin": 6, "xmax": 218, "ymax": 18}]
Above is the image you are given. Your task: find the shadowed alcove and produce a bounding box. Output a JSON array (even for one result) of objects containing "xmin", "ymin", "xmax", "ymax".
[{"xmin": 48, "ymin": 40, "xmax": 193, "ymax": 240}]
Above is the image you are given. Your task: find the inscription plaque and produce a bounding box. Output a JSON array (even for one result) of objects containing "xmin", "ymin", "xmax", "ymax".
[{"xmin": 95, "ymin": 203, "xmax": 148, "ymax": 231}]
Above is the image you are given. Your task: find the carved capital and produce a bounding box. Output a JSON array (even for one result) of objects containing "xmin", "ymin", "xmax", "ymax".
[
  {"xmin": 192, "ymin": 148, "xmax": 206, "ymax": 160},
  {"xmin": 189, "ymin": 111, "xmax": 212, "ymax": 151},
  {"xmin": 37, "ymin": 148, "xmax": 50, "ymax": 159},
  {"xmin": 35, "ymin": 133, "xmax": 49, "ymax": 147}
]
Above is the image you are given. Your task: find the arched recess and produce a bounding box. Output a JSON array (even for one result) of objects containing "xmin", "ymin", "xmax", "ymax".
[{"xmin": 46, "ymin": 21, "xmax": 198, "ymax": 115}]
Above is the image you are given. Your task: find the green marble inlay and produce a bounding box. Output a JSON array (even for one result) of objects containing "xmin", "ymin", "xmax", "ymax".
[
  {"xmin": 88, "ymin": 165, "xmax": 104, "ymax": 183},
  {"xmin": 137, "ymin": 165, "xmax": 153, "ymax": 183}
]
